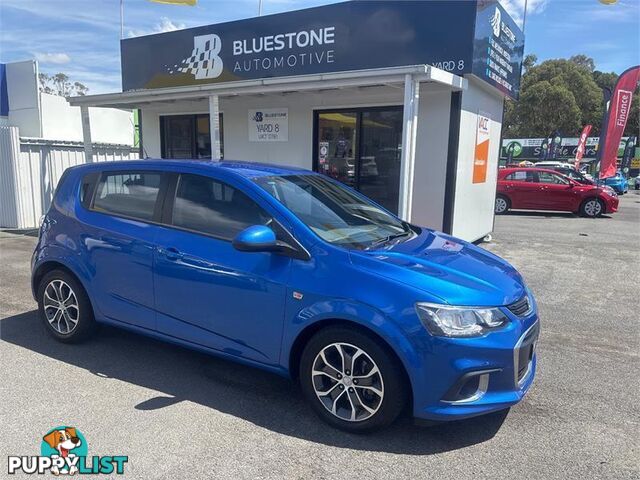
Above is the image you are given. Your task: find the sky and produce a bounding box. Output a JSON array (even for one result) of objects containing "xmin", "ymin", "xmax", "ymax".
[{"xmin": 0, "ymin": 0, "xmax": 638, "ymax": 94}]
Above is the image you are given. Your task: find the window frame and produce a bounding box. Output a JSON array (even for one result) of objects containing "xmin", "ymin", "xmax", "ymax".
[
  {"xmin": 504, "ymin": 170, "xmax": 533, "ymax": 182},
  {"xmin": 161, "ymin": 172, "xmax": 310, "ymax": 259},
  {"xmin": 534, "ymin": 171, "xmax": 570, "ymax": 185},
  {"xmin": 88, "ymin": 170, "xmax": 170, "ymax": 224}
]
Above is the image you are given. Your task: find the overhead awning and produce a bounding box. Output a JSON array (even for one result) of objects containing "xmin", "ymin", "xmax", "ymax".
[{"xmin": 67, "ymin": 65, "xmax": 466, "ymax": 109}]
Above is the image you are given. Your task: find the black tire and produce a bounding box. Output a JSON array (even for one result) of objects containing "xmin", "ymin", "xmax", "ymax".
[
  {"xmin": 495, "ymin": 195, "xmax": 510, "ymax": 214},
  {"xmin": 299, "ymin": 326, "xmax": 408, "ymax": 433},
  {"xmin": 579, "ymin": 197, "xmax": 605, "ymax": 217},
  {"xmin": 37, "ymin": 269, "xmax": 96, "ymax": 343}
]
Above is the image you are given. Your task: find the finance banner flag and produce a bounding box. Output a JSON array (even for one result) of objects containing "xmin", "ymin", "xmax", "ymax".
[
  {"xmin": 599, "ymin": 65, "xmax": 640, "ymax": 179},
  {"xmin": 574, "ymin": 124, "xmax": 592, "ymax": 170}
]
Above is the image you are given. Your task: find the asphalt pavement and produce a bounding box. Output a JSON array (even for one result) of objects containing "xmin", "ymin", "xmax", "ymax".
[{"xmin": 1, "ymin": 192, "xmax": 638, "ymax": 479}]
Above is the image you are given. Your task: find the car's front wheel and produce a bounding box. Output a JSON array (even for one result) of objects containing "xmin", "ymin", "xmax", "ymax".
[
  {"xmin": 299, "ymin": 326, "xmax": 408, "ymax": 432},
  {"xmin": 37, "ymin": 269, "xmax": 96, "ymax": 343},
  {"xmin": 579, "ymin": 198, "xmax": 605, "ymax": 217}
]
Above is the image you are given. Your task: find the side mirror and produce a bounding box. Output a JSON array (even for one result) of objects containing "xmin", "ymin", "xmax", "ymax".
[{"xmin": 232, "ymin": 225, "xmax": 278, "ymax": 253}]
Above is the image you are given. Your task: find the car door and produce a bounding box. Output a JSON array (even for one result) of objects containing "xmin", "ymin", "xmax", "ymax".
[
  {"xmin": 152, "ymin": 172, "xmax": 291, "ymax": 365},
  {"xmin": 80, "ymin": 170, "xmax": 167, "ymax": 330},
  {"xmin": 535, "ymin": 171, "xmax": 577, "ymax": 211},
  {"xmin": 503, "ymin": 170, "xmax": 538, "ymax": 208}
]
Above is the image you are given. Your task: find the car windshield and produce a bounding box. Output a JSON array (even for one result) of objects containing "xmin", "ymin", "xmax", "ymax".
[{"xmin": 254, "ymin": 174, "xmax": 413, "ymax": 249}]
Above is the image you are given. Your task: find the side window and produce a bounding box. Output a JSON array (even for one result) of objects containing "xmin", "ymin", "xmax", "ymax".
[
  {"xmin": 505, "ymin": 171, "xmax": 533, "ymax": 182},
  {"xmin": 93, "ymin": 172, "xmax": 162, "ymax": 221},
  {"xmin": 80, "ymin": 172, "xmax": 100, "ymax": 208},
  {"xmin": 537, "ymin": 171, "xmax": 569, "ymax": 185},
  {"xmin": 172, "ymin": 174, "xmax": 272, "ymax": 239}
]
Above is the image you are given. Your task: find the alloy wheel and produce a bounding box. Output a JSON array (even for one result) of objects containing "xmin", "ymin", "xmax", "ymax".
[
  {"xmin": 495, "ymin": 197, "xmax": 508, "ymax": 213},
  {"xmin": 43, "ymin": 279, "xmax": 80, "ymax": 334},
  {"xmin": 311, "ymin": 342, "xmax": 384, "ymax": 422},
  {"xmin": 584, "ymin": 199, "xmax": 602, "ymax": 217}
]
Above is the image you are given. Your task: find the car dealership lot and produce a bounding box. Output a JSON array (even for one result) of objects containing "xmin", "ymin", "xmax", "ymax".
[{"xmin": 1, "ymin": 193, "xmax": 638, "ymax": 479}]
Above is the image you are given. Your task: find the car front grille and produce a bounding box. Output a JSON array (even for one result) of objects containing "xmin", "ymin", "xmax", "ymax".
[{"xmin": 507, "ymin": 295, "xmax": 532, "ymax": 317}]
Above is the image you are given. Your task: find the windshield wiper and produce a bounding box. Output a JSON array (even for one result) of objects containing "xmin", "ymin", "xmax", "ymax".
[{"xmin": 365, "ymin": 230, "xmax": 412, "ymax": 250}]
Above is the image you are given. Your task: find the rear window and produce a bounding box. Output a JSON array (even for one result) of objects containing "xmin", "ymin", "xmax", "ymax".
[
  {"xmin": 93, "ymin": 172, "xmax": 162, "ymax": 221},
  {"xmin": 505, "ymin": 171, "xmax": 534, "ymax": 182}
]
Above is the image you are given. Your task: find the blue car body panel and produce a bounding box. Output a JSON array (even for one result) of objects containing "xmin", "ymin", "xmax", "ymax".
[
  {"xmin": 600, "ymin": 171, "xmax": 629, "ymax": 194},
  {"xmin": 32, "ymin": 160, "xmax": 538, "ymax": 421}
]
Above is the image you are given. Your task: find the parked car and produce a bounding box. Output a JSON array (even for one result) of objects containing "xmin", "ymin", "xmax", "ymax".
[
  {"xmin": 635, "ymin": 174, "xmax": 640, "ymax": 190},
  {"xmin": 496, "ymin": 167, "xmax": 619, "ymax": 216},
  {"xmin": 600, "ymin": 170, "xmax": 629, "ymax": 195},
  {"xmin": 32, "ymin": 160, "xmax": 539, "ymax": 432},
  {"xmin": 535, "ymin": 162, "xmax": 592, "ymax": 184},
  {"xmin": 534, "ymin": 163, "xmax": 618, "ymax": 196}
]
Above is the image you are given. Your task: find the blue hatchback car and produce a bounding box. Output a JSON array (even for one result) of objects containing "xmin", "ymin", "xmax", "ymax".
[
  {"xmin": 32, "ymin": 160, "xmax": 539, "ymax": 432},
  {"xmin": 600, "ymin": 170, "xmax": 629, "ymax": 194}
]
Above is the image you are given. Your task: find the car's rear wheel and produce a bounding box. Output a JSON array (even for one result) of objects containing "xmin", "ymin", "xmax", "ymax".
[
  {"xmin": 37, "ymin": 269, "xmax": 96, "ymax": 343},
  {"xmin": 495, "ymin": 195, "xmax": 510, "ymax": 214},
  {"xmin": 299, "ymin": 326, "xmax": 408, "ymax": 433},
  {"xmin": 579, "ymin": 198, "xmax": 604, "ymax": 217}
]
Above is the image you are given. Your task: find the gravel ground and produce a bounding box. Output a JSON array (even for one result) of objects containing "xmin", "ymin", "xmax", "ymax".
[{"xmin": 1, "ymin": 192, "xmax": 638, "ymax": 479}]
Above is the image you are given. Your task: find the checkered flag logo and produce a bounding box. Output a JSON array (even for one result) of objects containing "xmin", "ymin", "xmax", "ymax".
[{"xmin": 169, "ymin": 34, "xmax": 223, "ymax": 80}]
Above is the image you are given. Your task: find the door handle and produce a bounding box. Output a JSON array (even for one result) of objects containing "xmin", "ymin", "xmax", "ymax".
[{"xmin": 158, "ymin": 246, "xmax": 183, "ymax": 261}]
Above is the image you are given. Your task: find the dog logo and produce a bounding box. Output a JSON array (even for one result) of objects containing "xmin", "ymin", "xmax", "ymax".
[
  {"xmin": 8, "ymin": 426, "xmax": 128, "ymax": 475},
  {"xmin": 490, "ymin": 7, "xmax": 501, "ymax": 38},
  {"xmin": 42, "ymin": 427, "xmax": 86, "ymax": 475}
]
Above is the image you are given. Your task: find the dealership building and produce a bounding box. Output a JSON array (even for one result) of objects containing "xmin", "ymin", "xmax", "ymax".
[{"xmin": 69, "ymin": 0, "xmax": 524, "ymax": 242}]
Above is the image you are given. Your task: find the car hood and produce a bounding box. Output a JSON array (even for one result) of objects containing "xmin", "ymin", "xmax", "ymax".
[{"xmin": 349, "ymin": 229, "xmax": 526, "ymax": 306}]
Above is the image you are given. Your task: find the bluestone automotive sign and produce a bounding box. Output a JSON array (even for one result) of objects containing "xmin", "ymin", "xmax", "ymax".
[{"xmin": 121, "ymin": 0, "xmax": 524, "ymax": 99}]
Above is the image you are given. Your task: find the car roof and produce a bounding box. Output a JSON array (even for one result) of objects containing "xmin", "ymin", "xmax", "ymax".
[
  {"xmin": 68, "ymin": 159, "xmax": 311, "ymax": 179},
  {"xmin": 501, "ymin": 167, "xmax": 567, "ymax": 174}
]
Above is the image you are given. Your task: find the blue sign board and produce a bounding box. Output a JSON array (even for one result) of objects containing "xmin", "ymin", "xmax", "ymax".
[
  {"xmin": 121, "ymin": 0, "xmax": 524, "ymax": 99},
  {"xmin": 0, "ymin": 63, "xmax": 9, "ymax": 117}
]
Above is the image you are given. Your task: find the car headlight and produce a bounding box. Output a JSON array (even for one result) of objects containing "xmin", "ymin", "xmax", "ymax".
[{"xmin": 415, "ymin": 303, "xmax": 509, "ymax": 337}]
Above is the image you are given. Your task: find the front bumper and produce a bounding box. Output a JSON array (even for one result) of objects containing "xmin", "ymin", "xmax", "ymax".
[
  {"xmin": 411, "ymin": 313, "xmax": 539, "ymax": 421},
  {"xmin": 604, "ymin": 196, "xmax": 619, "ymax": 213}
]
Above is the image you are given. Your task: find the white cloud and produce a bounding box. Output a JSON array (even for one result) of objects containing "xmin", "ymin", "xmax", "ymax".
[
  {"xmin": 128, "ymin": 16, "xmax": 186, "ymax": 37},
  {"xmin": 34, "ymin": 52, "xmax": 71, "ymax": 65},
  {"xmin": 500, "ymin": 0, "xmax": 549, "ymax": 28}
]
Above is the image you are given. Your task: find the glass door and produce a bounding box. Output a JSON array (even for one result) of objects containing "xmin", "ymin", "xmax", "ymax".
[
  {"xmin": 359, "ymin": 109, "xmax": 403, "ymax": 213},
  {"xmin": 316, "ymin": 111, "xmax": 358, "ymax": 188},
  {"xmin": 161, "ymin": 113, "xmax": 224, "ymax": 159},
  {"xmin": 314, "ymin": 107, "xmax": 403, "ymax": 213}
]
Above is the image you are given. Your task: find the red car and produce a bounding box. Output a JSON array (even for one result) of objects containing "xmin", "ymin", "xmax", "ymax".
[{"xmin": 496, "ymin": 168, "xmax": 618, "ymax": 217}]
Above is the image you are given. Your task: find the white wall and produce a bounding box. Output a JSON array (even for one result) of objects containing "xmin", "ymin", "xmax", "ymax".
[
  {"xmin": 140, "ymin": 82, "xmax": 499, "ymax": 239},
  {"xmin": 40, "ymin": 93, "xmax": 134, "ymax": 145},
  {"xmin": 6, "ymin": 60, "xmax": 41, "ymax": 137},
  {"xmin": 451, "ymin": 77, "xmax": 504, "ymax": 242},
  {"xmin": 141, "ymin": 86, "xmax": 405, "ymax": 166},
  {"xmin": 410, "ymin": 84, "xmax": 452, "ymax": 231}
]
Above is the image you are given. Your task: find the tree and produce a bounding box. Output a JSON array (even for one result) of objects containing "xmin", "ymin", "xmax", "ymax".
[
  {"xmin": 38, "ymin": 72, "xmax": 88, "ymax": 97},
  {"xmin": 522, "ymin": 54, "xmax": 537, "ymax": 73},
  {"xmin": 508, "ymin": 81, "xmax": 582, "ymax": 137},
  {"xmin": 569, "ymin": 54, "xmax": 595, "ymax": 72}
]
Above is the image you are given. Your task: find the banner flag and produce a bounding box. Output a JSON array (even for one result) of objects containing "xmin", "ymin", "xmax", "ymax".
[
  {"xmin": 621, "ymin": 136, "xmax": 637, "ymax": 171},
  {"xmin": 574, "ymin": 124, "xmax": 593, "ymax": 170},
  {"xmin": 598, "ymin": 65, "xmax": 640, "ymax": 179},
  {"xmin": 149, "ymin": 0, "xmax": 196, "ymax": 5}
]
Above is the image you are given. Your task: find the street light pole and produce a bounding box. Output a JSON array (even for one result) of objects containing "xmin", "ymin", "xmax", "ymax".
[
  {"xmin": 120, "ymin": 0, "xmax": 124, "ymax": 39},
  {"xmin": 522, "ymin": 0, "xmax": 529, "ymax": 34}
]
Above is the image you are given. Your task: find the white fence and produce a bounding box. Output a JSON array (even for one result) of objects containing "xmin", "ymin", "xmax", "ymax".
[{"xmin": 0, "ymin": 126, "xmax": 139, "ymax": 229}]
